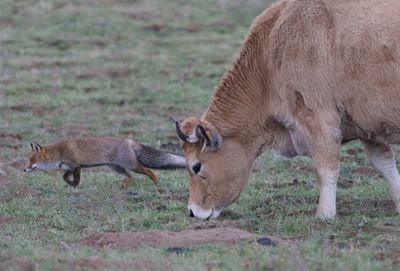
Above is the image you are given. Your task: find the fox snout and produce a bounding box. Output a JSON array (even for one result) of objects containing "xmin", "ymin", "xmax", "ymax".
[{"xmin": 24, "ymin": 164, "xmax": 37, "ymax": 172}]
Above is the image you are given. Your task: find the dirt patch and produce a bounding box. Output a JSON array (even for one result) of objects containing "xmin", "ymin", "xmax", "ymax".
[
  {"xmin": 143, "ymin": 24, "xmax": 163, "ymax": 33},
  {"xmin": 0, "ymin": 176, "xmax": 6, "ymax": 188},
  {"xmin": 81, "ymin": 227, "xmax": 276, "ymax": 249},
  {"xmin": 346, "ymin": 148, "xmax": 364, "ymax": 155},
  {"xmin": 69, "ymin": 257, "xmax": 164, "ymax": 271},
  {"xmin": 76, "ymin": 67, "xmax": 137, "ymax": 80},
  {"xmin": 337, "ymin": 198, "xmax": 395, "ymax": 217},
  {"xmin": 70, "ymin": 204, "xmax": 91, "ymax": 210},
  {"xmin": 12, "ymin": 184, "xmax": 39, "ymax": 199},
  {"xmin": 0, "ymin": 132, "xmax": 23, "ymax": 140},
  {"xmin": 0, "ymin": 257, "xmax": 36, "ymax": 271},
  {"xmin": 130, "ymin": 259, "xmax": 165, "ymax": 271},
  {"xmin": 375, "ymin": 250, "xmax": 400, "ymax": 264},
  {"xmin": 351, "ymin": 167, "xmax": 378, "ymax": 177},
  {"xmin": 0, "ymin": 216, "xmax": 13, "ymax": 225},
  {"xmin": 7, "ymin": 158, "xmax": 26, "ymax": 170},
  {"xmin": 0, "ymin": 158, "xmax": 27, "ymax": 177},
  {"xmin": 337, "ymin": 178, "xmax": 355, "ymax": 189},
  {"xmin": 371, "ymin": 224, "xmax": 400, "ymax": 234},
  {"xmin": 70, "ymin": 257, "xmax": 103, "ymax": 269},
  {"xmin": 59, "ymin": 123, "xmax": 91, "ymax": 138},
  {"xmin": 188, "ymin": 219, "xmax": 252, "ymax": 230},
  {"xmin": 292, "ymin": 164, "xmax": 314, "ymax": 174}
]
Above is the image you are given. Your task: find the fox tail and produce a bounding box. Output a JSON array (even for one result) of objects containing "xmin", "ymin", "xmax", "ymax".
[{"xmin": 134, "ymin": 144, "xmax": 186, "ymax": 169}]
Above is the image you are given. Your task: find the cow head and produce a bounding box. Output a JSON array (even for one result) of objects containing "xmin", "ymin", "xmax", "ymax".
[{"xmin": 174, "ymin": 117, "xmax": 254, "ymax": 219}]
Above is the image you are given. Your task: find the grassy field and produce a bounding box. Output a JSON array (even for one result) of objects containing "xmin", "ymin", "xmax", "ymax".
[{"xmin": 1, "ymin": 0, "xmax": 399, "ymax": 270}]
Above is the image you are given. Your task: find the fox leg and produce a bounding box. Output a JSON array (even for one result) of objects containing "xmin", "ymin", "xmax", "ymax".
[
  {"xmin": 109, "ymin": 165, "xmax": 132, "ymax": 189},
  {"xmin": 72, "ymin": 168, "xmax": 81, "ymax": 186},
  {"xmin": 134, "ymin": 163, "xmax": 159, "ymax": 186},
  {"xmin": 63, "ymin": 168, "xmax": 81, "ymax": 187},
  {"xmin": 63, "ymin": 170, "xmax": 73, "ymax": 185}
]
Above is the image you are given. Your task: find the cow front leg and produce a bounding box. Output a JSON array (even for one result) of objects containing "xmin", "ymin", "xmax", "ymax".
[
  {"xmin": 291, "ymin": 91, "xmax": 341, "ymax": 218},
  {"xmin": 298, "ymin": 128, "xmax": 340, "ymax": 219},
  {"xmin": 294, "ymin": 116, "xmax": 341, "ymax": 218},
  {"xmin": 361, "ymin": 140, "xmax": 400, "ymax": 213},
  {"xmin": 314, "ymin": 159, "xmax": 339, "ymax": 219}
]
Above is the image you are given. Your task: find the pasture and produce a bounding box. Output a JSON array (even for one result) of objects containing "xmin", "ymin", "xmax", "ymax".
[{"xmin": 1, "ymin": 0, "xmax": 399, "ymax": 270}]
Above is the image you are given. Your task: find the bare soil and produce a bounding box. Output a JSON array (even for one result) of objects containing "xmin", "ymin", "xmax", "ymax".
[
  {"xmin": 0, "ymin": 257, "xmax": 36, "ymax": 271},
  {"xmin": 81, "ymin": 227, "xmax": 278, "ymax": 249},
  {"xmin": 0, "ymin": 216, "xmax": 13, "ymax": 225},
  {"xmin": 351, "ymin": 167, "xmax": 378, "ymax": 177}
]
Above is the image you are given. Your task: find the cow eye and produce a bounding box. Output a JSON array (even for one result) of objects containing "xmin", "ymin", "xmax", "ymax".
[{"xmin": 192, "ymin": 163, "xmax": 202, "ymax": 174}]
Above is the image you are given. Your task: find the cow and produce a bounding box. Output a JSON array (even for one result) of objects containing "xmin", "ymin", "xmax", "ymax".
[{"xmin": 174, "ymin": 0, "xmax": 400, "ymax": 220}]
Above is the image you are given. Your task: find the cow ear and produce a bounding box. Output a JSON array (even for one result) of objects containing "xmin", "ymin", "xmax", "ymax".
[
  {"xmin": 197, "ymin": 122, "xmax": 222, "ymax": 152},
  {"xmin": 176, "ymin": 117, "xmax": 222, "ymax": 151}
]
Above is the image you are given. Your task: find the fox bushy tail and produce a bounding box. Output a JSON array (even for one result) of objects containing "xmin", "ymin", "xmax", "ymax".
[{"xmin": 134, "ymin": 144, "xmax": 186, "ymax": 169}]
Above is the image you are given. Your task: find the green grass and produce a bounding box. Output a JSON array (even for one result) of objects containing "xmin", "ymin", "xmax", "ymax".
[{"xmin": 1, "ymin": 0, "xmax": 400, "ymax": 270}]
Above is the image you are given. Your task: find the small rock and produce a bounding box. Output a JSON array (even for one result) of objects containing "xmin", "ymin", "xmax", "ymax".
[
  {"xmin": 256, "ymin": 237, "xmax": 275, "ymax": 246},
  {"xmin": 125, "ymin": 191, "xmax": 138, "ymax": 196},
  {"xmin": 166, "ymin": 247, "xmax": 186, "ymax": 254}
]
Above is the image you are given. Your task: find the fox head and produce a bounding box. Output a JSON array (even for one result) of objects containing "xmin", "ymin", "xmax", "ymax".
[{"xmin": 24, "ymin": 142, "xmax": 48, "ymax": 172}]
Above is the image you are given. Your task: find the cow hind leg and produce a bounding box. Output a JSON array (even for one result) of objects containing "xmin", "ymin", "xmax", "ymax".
[{"xmin": 361, "ymin": 140, "xmax": 400, "ymax": 213}]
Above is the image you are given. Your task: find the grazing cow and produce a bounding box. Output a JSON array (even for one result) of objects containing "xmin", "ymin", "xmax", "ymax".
[{"xmin": 174, "ymin": 0, "xmax": 400, "ymax": 219}]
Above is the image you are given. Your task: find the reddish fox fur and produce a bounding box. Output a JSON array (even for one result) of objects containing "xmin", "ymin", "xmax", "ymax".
[{"xmin": 24, "ymin": 137, "xmax": 185, "ymax": 189}]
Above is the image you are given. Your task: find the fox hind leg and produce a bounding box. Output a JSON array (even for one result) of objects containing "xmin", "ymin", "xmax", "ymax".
[
  {"xmin": 133, "ymin": 163, "xmax": 159, "ymax": 186},
  {"xmin": 109, "ymin": 165, "xmax": 132, "ymax": 189}
]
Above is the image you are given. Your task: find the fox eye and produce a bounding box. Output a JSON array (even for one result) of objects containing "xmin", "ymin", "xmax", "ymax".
[{"xmin": 192, "ymin": 163, "xmax": 201, "ymax": 174}]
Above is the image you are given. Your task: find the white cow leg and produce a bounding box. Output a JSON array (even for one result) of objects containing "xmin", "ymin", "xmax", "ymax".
[
  {"xmin": 361, "ymin": 140, "xmax": 400, "ymax": 213},
  {"xmin": 315, "ymin": 164, "xmax": 339, "ymax": 219},
  {"xmin": 298, "ymin": 125, "xmax": 340, "ymax": 219}
]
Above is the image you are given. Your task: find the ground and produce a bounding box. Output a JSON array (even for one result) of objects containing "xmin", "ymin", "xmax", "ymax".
[{"xmin": 1, "ymin": 0, "xmax": 399, "ymax": 270}]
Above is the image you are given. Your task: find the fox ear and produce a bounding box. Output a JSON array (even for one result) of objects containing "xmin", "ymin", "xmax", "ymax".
[
  {"xmin": 32, "ymin": 142, "xmax": 41, "ymax": 152},
  {"xmin": 29, "ymin": 142, "xmax": 34, "ymax": 151}
]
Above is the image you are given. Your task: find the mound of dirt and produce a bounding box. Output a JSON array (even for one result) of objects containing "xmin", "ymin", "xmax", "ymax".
[
  {"xmin": 81, "ymin": 227, "xmax": 276, "ymax": 249},
  {"xmin": 0, "ymin": 216, "xmax": 13, "ymax": 225}
]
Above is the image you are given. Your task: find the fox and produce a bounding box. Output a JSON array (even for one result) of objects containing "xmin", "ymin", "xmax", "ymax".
[{"xmin": 23, "ymin": 137, "xmax": 186, "ymax": 188}]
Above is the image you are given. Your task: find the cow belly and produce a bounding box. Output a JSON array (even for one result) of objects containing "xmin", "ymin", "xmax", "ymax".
[{"xmin": 342, "ymin": 119, "xmax": 400, "ymax": 145}]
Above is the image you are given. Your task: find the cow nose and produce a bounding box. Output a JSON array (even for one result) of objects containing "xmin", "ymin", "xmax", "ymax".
[{"xmin": 189, "ymin": 209, "xmax": 194, "ymax": 217}]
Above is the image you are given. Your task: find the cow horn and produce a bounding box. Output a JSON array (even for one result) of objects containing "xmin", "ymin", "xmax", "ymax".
[{"xmin": 171, "ymin": 116, "xmax": 199, "ymax": 143}]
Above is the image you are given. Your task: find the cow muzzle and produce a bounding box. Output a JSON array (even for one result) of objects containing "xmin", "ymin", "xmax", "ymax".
[{"xmin": 188, "ymin": 204, "xmax": 222, "ymax": 220}]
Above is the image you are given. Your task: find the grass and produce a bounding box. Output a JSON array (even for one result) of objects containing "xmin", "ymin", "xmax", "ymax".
[{"xmin": 1, "ymin": 0, "xmax": 400, "ymax": 270}]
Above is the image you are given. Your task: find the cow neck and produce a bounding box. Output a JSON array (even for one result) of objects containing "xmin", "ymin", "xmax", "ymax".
[{"xmin": 203, "ymin": 30, "xmax": 269, "ymax": 146}]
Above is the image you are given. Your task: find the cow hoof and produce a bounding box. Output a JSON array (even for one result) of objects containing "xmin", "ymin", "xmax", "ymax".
[{"xmin": 315, "ymin": 211, "xmax": 336, "ymax": 220}]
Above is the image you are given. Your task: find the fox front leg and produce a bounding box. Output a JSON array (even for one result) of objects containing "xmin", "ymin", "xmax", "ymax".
[{"xmin": 63, "ymin": 168, "xmax": 81, "ymax": 187}]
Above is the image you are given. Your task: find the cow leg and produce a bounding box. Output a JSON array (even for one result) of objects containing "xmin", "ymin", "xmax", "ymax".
[
  {"xmin": 313, "ymin": 152, "xmax": 340, "ymax": 219},
  {"xmin": 299, "ymin": 131, "xmax": 340, "ymax": 219},
  {"xmin": 361, "ymin": 140, "xmax": 400, "ymax": 213},
  {"xmin": 295, "ymin": 116, "xmax": 341, "ymax": 218}
]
